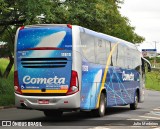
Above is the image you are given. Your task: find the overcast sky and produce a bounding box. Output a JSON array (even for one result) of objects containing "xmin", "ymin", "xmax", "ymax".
[{"xmin": 120, "ymin": 0, "xmax": 160, "ymax": 52}]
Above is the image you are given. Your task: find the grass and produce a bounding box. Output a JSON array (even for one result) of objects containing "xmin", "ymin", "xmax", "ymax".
[
  {"xmin": 0, "ymin": 58, "xmax": 14, "ymax": 106},
  {"xmin": 146, "ymin": 70, "xmax": 160, "ymax": 91},
  {"xmin": 145, "ymin": 57, "xmax": 160, "ymax": 91}
]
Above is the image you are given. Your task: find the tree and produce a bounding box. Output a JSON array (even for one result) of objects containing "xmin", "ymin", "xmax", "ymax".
[
  {"xmin": 0, "ymin": 0, "xmax": 145, "ymax": 78},
  {"xmin": 0, "ymin": 0, "xmax": 58, "ymax": 78},
  {"xmin": 61, "ymin": 0, "xmax": 144, "ymax": 42}
]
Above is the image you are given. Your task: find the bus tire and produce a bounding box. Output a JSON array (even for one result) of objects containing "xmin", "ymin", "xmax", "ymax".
[
  {"xmin": 43, "ymin": 110, "xmax": 63, "ymax": 117},
  {"xmin": 94, "ymin": 93, "xmax": 106, "ymax": 117},
  {"xmin": 130, "ymin": 92, "xmax": 138, "ymax": 110}
]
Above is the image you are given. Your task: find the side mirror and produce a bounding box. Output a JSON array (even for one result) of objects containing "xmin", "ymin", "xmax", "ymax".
[
  {"xmin": 142, "ymin": 57, "xmax": 151, "ymax": 73},
  {"xmin": 147, "ymin": 63, "xmax": 151, "ymax": 72}
]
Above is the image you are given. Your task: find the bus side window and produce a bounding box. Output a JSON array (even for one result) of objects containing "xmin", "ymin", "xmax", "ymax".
[
  {"xmin": 95, "ymin": 39, "xmax": 106, "ymax": 65},
  {"xmin": 105, "ymin": 40, "xmax": 111, "ymax": 65},
  {"xmin": 132, "ymin": 51, "xmax": 142, "ymax": 72},
  {"xmin": 111, "ymin": 43, "xmax": 118, "ymax": 66},
  {"xmin": 81, "ymin": 33, "xmax": 95, "ymax": 63},
  {"xmin": 117, "ymin": 44, "xmax": 125, "ymax": 68}
]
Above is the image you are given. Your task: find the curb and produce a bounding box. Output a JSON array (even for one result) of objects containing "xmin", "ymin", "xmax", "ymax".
[{"xmin": 0, "ymin": 105, "xmax": 16, "ymax": 110}]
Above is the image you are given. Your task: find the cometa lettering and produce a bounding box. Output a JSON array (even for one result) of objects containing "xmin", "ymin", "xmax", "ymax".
[{"xmin": 23, "ymin": 76, "xmax": 65, "ymax": 84}]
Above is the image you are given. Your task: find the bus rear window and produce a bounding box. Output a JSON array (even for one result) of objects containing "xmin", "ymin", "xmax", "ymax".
[{"xmin": 17, "ymin": 27, "xmax": 72, "ymax": 51}]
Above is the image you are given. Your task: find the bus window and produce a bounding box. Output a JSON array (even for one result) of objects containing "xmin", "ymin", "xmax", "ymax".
[
  {"xmin": 134, "ymin": 53, "xmax": 141, "ymax": 69},
  {"xmin": 105, "ymin": 40, "xmax": 111, "ymax": 65},
  {"xmin": 81, "ymin": 33, "xmax": 95, "ymax": 63},
  {"xmin": 117, "ymin": 44, "xmax": 125, "ymax": 68},
  {"xmin": 111, "ymin": 43, "xmax": 118, "ymax": 66},
  {"xmin": 95, "ymin": 39, "xmax": 106, "ymax": 65},
  {"xmin": 126, "ymin": 56, "xmax": 133, "ymax": 69}
]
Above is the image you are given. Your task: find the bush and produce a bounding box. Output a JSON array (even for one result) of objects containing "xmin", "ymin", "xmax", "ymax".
[{"xmin": 0, "ymin": 58, "xmax": 14, "ymax": 106}]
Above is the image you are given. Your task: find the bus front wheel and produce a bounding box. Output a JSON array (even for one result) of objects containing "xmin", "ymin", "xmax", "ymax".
[
  {"xmin": 93, "ymin": 93, "xmax": 106, "ymax": 117},
  {"xmin": 130, "ymin": 92, "xmax": 138, "ymax": 110}
]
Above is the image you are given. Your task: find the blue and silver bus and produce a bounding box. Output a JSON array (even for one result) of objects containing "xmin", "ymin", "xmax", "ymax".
[{"xmin": 14, "ymin": 24, "xmax": 151, "ymax": 117}]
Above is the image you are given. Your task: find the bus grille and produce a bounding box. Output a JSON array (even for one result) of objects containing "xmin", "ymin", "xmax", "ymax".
[{"xmin": 21, "ymin": 58, "xmax": 67, "ymax": 68}]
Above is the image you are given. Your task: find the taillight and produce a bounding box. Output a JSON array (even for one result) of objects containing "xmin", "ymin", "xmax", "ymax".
[
  {"xmin": 14, "ymin": 71, "xmax": 22, "ymax": 94},
  {"xmin": 66, "ymin": 70, "xmax": 79, "ymax": 95},
  {"xmin": 67, "ymin": 24, "xmax": 72, "ymax": 29},
  {"xmin": 19, "ymin": 26, "xmax": 25, "ymax": 30}
]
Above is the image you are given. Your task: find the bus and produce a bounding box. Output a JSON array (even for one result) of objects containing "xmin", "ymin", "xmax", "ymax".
[{"xmin": 14, "ymin": 24, "xmax": 151, "ymax": 117}]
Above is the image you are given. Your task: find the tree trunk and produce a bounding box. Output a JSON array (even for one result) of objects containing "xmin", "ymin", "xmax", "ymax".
[{"xmin": 3, "ymin": 54, "xmax": 14, "ymax": 78}]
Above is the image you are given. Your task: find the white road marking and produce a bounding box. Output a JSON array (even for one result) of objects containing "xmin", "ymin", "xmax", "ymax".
[
  {"xmin": 139, "ymin": 116, "xmax": 160, "ymax": 120},
  {"xmin": 130, "ymin": 126, "xmax": 142, "ymax": 128},
  {"xmin": 130, "ymin": 126, "xmax": 141, "ymax": 128},
  {"xmin": 150, "ymin": 111, "xmax": 160, "ymax": 116},
  {"xmin": 127, "ymin": 119, "xmax": 141, "ymax": 120},
  {"xmin": 88, "ymin": 127, "xmax": 110, "ymax": 129},
  {"xmin": 153, "ymin": 108, "xmax": 160, "ymax": 111}
]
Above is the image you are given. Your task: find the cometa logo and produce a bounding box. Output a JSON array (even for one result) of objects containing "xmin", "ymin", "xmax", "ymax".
[
  {"xmin": 23, "ymin": 76, "xmax": 65, "ymax": 84},
  {"xmin": 122, "ymin": 71, "xmax": 134, "ymax": 81}
]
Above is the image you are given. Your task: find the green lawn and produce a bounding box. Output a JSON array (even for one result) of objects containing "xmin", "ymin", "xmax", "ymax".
[
  {"xmin": 145, "ymin": 57, "xmax": 160, "ymax": 91},
  {"xmin": 0, "ymin": 58, "xmax": 14, "ymax": 106},
  {"xmin": 146, "ymin": 70, "xmax": 160, "ymax": 91}
]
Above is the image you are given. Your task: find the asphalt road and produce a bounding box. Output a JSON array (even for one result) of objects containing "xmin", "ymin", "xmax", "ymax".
[{"xmin": 0, "ymin": 90, "xmax": 160, "ymax": 129}]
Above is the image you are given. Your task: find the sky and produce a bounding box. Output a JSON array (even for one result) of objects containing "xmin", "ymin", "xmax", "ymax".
[{"xmin": 120, "ymin": 0, "xmax": 160, "ymax": 53}]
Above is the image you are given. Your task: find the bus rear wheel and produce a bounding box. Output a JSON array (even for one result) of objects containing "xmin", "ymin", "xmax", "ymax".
[
  {"xmin": 43, "ymin": 110, "xmax": 63, "ymax": 117},
  {"xmin": 130, "ymin": 92, "xmax": 138, "ymax": 110},
  {"xmin": 93, "ymin": 93, "xmax": 106, "ymax": 117}
]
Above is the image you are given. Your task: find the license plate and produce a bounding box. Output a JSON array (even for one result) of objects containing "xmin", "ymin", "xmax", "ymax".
[{"xmin": 38, "ymin": 99, "xmax": 49, "ymax": 104}]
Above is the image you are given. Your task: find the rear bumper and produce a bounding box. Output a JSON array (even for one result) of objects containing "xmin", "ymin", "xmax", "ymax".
[{"xmin": 15, "ymin": 92, "xmax": 80, "ymax": 110}]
